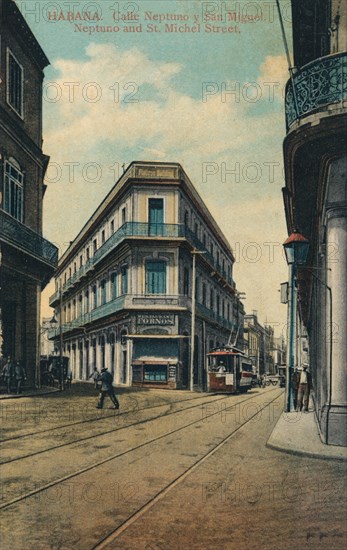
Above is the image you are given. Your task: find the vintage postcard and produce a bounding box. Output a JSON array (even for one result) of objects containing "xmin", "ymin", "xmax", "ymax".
[{"xmin": 0, "ymin": 0, "xmax": 346, "ymax": 548}]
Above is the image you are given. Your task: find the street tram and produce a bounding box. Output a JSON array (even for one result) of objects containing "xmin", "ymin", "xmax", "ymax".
[{"xmin": 207, "ymin": 346, "xmax": 253, "ymax": 393}]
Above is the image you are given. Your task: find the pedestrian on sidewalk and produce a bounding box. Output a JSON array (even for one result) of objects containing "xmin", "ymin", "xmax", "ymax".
[
  {"xmin": 291, "ymin": 367, "xmax": 300, "ymax": 410},
  {"xmin": 14, "ymin": 361, "xmax": 27, "ymax": 395},
  {"xmin": 96, "ymin": 367, "xmax": 120, "ymax": 410},
  {"xmin": 2, "ymin": 357, "xmax": 14, "ymax": 394},
  {"xmin": 297, "ymin": 364, "xmax": 312, "ymax": 412},
  {"xmin": 89, "ymin": 366, "xmax": 100, "ymax": 389}
]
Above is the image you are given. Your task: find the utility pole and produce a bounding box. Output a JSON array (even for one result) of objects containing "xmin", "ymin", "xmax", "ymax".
[{"xmin": 190, "ymin": 249, "xmax": 206, "ymax": 392}]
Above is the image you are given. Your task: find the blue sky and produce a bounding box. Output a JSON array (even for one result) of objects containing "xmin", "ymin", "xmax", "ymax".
[{"xmin": 17, "ymin": 0, "xmax": 293, "ymax": 334}]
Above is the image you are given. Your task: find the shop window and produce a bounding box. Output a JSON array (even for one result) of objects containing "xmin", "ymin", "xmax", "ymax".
[
  {"xmin": 144, "ymin": 365, "xmax": 167, "ymax": 382},
  {"xmin": 7, "ymin": 49, "xmax": 23, "ymax": 117},
  {"xmin": 146, "ymin": 260, "xmax": 166, "ymax": 294},
  {"xmin": 3, "ymin": 160, "xmax": 24, "ymax": 221}
]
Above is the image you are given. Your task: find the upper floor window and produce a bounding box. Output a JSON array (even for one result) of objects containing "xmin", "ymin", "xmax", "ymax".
[
  {"xmin": 93, "ymin": 239, "xmax": 97, "ymax": 254},
  {"xmin": 184, "ymin": 210, "xmax": 189, "ymax": 227},
  {"xmin": 202, "ymin": 283, "xmax": 207, "ymax": 306},
  {"xmin": 146, "ymin": 260, "xmax": 166, "ymax": 294},
  {"xmin": 121, "ymin": 206, "xmax": 127, "ymax": 225},
  {"xmin": 110, "ymin": 220, "xmax": 114, "ymax": 234},
  {"xmin": 7, "ymin": 49, "xmax": 23, "ymax": 117},
  {"xmin": 86, "ymin": 247, "xmax": 90, "ymax": 260},
  {"xmin": 121, "ymin": 265, "xmax": 129, "ymax": 295},
  {"xmin": 92, "ymin": 286, "xmax": 97, "ymax": 309},
  {"xmin": 101, "ymin": 230, "xmax": 105, "ymax": 245},
  {"xmin": 111, "ymin": 272, "xmax": 117, "ymax": 300},
  {"xmin": 3, "ymin": 160, "xmax": 24, "ymax": 221},
  {"xmin": 79, "ymin": 255, "xmax": 83, "ymax": 268},
  {"xmin": 148, "ymin": 198, "xmax": 164, "ymax": 235},
  {"xmin": 100, "ymin": 280, "xmax": 107, "ymax": 305},
  {"xmin": 183, "ymin": 267, "xmax": 189, "ymax": 296}
]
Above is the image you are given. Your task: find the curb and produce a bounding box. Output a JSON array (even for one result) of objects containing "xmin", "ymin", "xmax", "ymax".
[
  {"xmin": 0, "ymin": 387, "xmax": 60, "ymax": 400},
  {"xmin": 266, "ymin": 439, "xmax": 347, "ymax": 462}
]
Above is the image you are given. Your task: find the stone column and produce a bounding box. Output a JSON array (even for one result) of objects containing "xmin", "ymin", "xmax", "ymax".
[{"xmin": 325, "ymin": 206, "xmax": 347, "ymax": 446}]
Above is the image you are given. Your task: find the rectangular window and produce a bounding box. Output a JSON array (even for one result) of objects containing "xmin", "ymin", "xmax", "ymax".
[
  {"xmin": 79, "ymin": 255, "xmax": 83, "ymax": 268},
  {"xmin": 202, "ymin": 283, "xmax": 207, "ymax": 306},
  {"xmin": 100, "ymin": 280, "xmax": 106, "ymax": 305},
  {"xmin": 92, "ymin": 286, "xmax": 97, "ymax": 309},
  {"xmin": 121, "ymin": 266, "xmax": 128, "ymax": 295},
  {"xmin": 110, "ymin": 220, "xmax": 114, "ymax": 234},
  {"xmin": 210, "ymin": 289, "xmax": 214, "ymax": 309},
  {"xmin": 146, "ymin": 260, "xmax": 166, "ymax": 294},
  {"xmin": 93, "ymin": 239, "xmax": 97, "ymax": 254},
  {"xmin": 85, "ymin": 291, "xmax": 89, "ymax": 313},
  {"xmin": 101, "ymin": 230, "xmax": 105, "ymax": 244},
  {"xmin": 121, "ymin": 207, "xmax": 127, "ymax": 225},
  {"xmin": 7, "ymin": 49, "xmax": 23, "ymax": 117},
  {"xmin": 183, "ymin": 267, "xmax": 189, "ymax": 296},
  {"xmin": 144, "ymin": 365, "xmax": 167, "ymax": 382},
  {"xmin": 111, "ymin": 273, "xmax": 117, "ymax": 300},
  {"xmin": 148, "ymin": 198, "xmax": 164, "ymax": 235},
  {"xmin": 3, "ymin": 161, "xmax": 24, "ymax": 221}
]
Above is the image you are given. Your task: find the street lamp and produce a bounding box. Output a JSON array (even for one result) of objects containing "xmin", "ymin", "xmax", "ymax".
[
  {"xmin": 283, "ymin": 231, "xmax": 309, "ymax": 412},
  {"xmin": 190, "ymin": 249, "xmax": 206, "ymax": 392}
]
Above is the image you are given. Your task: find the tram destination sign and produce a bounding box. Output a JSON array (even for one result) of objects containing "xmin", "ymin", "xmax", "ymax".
[{"xmin": 137, "ymin": 313, "xmax": 175, "ymax": 326}]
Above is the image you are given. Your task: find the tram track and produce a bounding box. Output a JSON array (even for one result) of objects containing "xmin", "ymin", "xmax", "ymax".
[
  {"xmin": 91, "ymin": 391, "xmax": 284, "ymax": 549},
  {"xmin": 0, "ymin": 388, "xmax": 282, "ymax": 512},
  {"xmin": 0, "ymin": 392, "xmax": 216, "ymax": 443},
  {"xmin": 0, "ymin": 392, "xmax": 242, "ymax": 464}
]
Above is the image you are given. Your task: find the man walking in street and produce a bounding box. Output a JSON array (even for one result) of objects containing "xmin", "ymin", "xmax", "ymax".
[
  {"xmin": 297, "ymin": 364, "xmax": 312, "ymax": 412},
  {"xmin": 96, "ymin": 367, "xmax": 120, "ymax": 410}
]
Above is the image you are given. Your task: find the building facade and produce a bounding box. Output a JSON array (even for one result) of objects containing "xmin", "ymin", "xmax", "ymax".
[
  {"xmin": 0, "ymin": 0, "xmax": 58, "ymax": 384},
  {"xmin": 283, "ymin": 0, "xmax": 347, "ymax": 444},
  {"xmin": 243, "ymin": 312, "xmax": 275, "ymax": 376},
  {"xmin": 50, "ymin": 162, "xmax": 244, "ymax": 390}
]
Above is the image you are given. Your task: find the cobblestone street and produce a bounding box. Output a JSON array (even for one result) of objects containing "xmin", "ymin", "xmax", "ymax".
[{"xmin": 0, "ymin": 383, "xmax": 346, "ymax": 549}]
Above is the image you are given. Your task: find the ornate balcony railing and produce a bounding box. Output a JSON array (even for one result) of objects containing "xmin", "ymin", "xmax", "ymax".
[
  {"xmin": 0, "ymin": 209, "xmax": 58, "ymax": 267},
  {"xmin": 285, "ymin": 52, "xmax": 347, "ymax": 130},
  {"xmin": 53, "ymin": 222, "xmax": 235, "ymax": 302},
  {"xmin": 93, "ymin": 222, "xmax": 184, "ymax": 266}
]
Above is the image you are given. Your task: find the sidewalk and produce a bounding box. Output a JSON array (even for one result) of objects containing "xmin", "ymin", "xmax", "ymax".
[
  {"xmin": 0, "ymin": 387, "xmax": 59, "ymax": 400},
  {"xmin": 267, "ymin": 408, "xmax": 347, "ymax": 461}
]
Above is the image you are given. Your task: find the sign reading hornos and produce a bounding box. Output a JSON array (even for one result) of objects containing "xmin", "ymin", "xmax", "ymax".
[{"xmin": 137, "ymin": 313, "xmax": 175, "ymax": 326}]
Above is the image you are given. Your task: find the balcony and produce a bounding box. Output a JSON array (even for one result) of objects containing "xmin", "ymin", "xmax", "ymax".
[
  {"xmin": 51, "ymin": 222, "xmax": 235, "ymax": 303},
  {"xmin": 93, "ymin": 222, "xmax": 185, "ymax": 266},
  {"xmin": 0, "ymin": 209, "xmax": 58, "ymax": 268},
  {"xmin": 285, "ymin": 52, "xmax": 347, "ymax": 130}
]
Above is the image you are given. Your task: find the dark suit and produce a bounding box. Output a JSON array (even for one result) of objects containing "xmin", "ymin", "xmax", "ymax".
[{"xmin": 96, "ymin": 370, "xmax": 119, "ymax": 409}]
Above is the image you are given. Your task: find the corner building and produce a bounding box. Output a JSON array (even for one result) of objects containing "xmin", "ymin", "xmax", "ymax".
[
  {"xmin": 283, "ymin": 0, "xmax": 347, "ymax": 444},
  {"xmin": 50, "ymin": 162, "xmax": 244, "ymax": 390},
  {"xmin": 0, "ymin": 0, "xmax": 58, "ymax": 383}
]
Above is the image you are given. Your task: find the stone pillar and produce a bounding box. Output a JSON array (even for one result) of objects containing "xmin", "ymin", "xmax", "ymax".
[{"xmin": 324, "ymin": 206, "xmax": 347, "ymax": 446}]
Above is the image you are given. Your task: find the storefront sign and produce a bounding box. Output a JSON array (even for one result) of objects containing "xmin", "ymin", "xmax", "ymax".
[
  {"xmin": 137, "ymin": 313, "xmax": 175, "ymax": 326},
  {"xmin": 168, "ymin": 366, "xmax": 176, "ymax": 379}
]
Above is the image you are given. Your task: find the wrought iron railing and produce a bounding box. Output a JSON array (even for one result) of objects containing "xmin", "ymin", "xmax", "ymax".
[
  {"xmin": 53, "ymin": 222, "xmax": 235, "ymax": 300},
  {"xmin": 285, "ymin": 52, "xmax": 347, "ymax": 130},
  {"xmin": 0, "ymin": 209, "xmax": 58, "ymax": 266}
]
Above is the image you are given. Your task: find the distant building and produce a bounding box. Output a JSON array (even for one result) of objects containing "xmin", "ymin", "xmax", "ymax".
[
  {"xmin": 271, "ymin": 336, "xmax": 286, "ymax": 373},
  {"xmin": 283, "ymin": 0, "xmax": 347, "ymax": 444},
  {"xmin": 40, "ymin": 318, "xmax": 55, "ymax": 357},
  {"xmin": 0, "ymin": 0, "xmax": 58, "ymax": 384},
  {"xmin": 243, "ymin": 312, "xmax": 275, "ymax": 375},
  {"xmin": 49, "ymin": 162, "xmax": 244, "ymax": 390}
]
